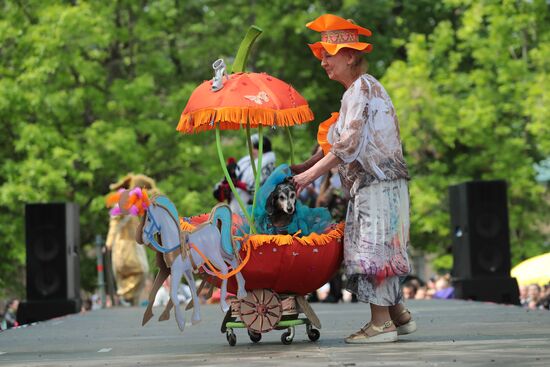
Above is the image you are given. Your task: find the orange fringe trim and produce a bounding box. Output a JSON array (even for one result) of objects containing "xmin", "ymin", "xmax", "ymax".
[
  {"xmin": 179, "ymin": 213, "xmax": 243, "ymax": 232},
  {"xmin": 317, "ymin": 112, "xmax": 339, "ymax": 155},
  {"xmin": 176, "ymin": 105, "xmax": 315, "ymax": 134},
  {"xmin": 179, "ymin": 219, "xmax": 197, "ymax": 232},
  {"xmin": 244, "ymin": 222, "xmax": 345, "ymax": 250},
  {"xmin": 179, "ymin": 220, "xmax": 344, "ymax": 251}
]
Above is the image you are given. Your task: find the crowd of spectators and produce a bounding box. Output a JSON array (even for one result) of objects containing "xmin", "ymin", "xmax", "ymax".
[
  {"xmin": 519, "ymin": 283, "xmax": 550, "ymax": 310},
  {"xmin": 401, "ymin": 274, "xmax": 454, "ymax": 300},
  {"xmin": 310, "ymin": 273, "xmax": 456, "ymax": 303},
  {"xmin": 402, "ymin": 275, "xmax": 550, "ymax": 310}
]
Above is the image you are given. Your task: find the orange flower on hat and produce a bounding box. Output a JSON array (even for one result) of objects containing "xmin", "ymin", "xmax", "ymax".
[{"xmin": 306, "ymin": 14, "xmax": 373, "ymax": 60}]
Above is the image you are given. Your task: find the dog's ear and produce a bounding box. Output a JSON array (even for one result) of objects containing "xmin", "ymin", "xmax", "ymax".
[
  {"xmin": 266, "ymin": 191, "xmax": 275, "ymax": 215},
  {"xmin": 283, "ymin": 177, "xmax": 296, "ymax": 190}
]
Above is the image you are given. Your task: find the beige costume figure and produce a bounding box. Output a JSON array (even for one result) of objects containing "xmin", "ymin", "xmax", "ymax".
[{"xmin": 106, "ymin": 174, "xmax": 154, "ymax": 306}]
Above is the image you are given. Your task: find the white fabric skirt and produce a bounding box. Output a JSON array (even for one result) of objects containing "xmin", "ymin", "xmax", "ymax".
[{"xmin": 343, "ymin": 179, "xmax": 411, "ymax": 305}]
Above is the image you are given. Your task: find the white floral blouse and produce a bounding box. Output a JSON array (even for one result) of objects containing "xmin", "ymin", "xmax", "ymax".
[{"xmin": 328, "ymin": 74, "xmax": 409, "ymax": 196}]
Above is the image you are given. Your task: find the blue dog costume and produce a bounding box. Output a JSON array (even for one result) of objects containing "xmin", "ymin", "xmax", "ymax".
[{"xmin": 239, "ymin": 164, "xmax": 332, "ymax": 236}]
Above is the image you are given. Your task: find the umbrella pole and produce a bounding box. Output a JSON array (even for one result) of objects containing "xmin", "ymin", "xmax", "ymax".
[
  {"xmin": 230, "ymin": 25, "xmax": 263, "ymax": 234},
  {"xmin": 245, "ymin": 124, "xmax": 257, "ymax": 178},
  {"xmin": 251, "ymin": 125, "xmax": 263, "ymax": 220},
  {"xmin": 215, "ymin": 127, "xmax": 257, "ymax": 234},
  {"xmin": 233, "ymin": 27, "xmax": 262, "ymax": 181},
  {"xmin": 285, "ymin": 126, "xmax": 295, "ymax": 166}
]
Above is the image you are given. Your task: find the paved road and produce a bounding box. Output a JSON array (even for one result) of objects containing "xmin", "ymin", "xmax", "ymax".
[{"xmin": 1, "ymin": 299, "xmax": 549, "ymax": 366}]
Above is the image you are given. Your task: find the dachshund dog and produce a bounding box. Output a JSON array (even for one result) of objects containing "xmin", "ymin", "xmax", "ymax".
[{"xmin": 266, "ymin": 177, "xmax": 297, "ymax": 233}]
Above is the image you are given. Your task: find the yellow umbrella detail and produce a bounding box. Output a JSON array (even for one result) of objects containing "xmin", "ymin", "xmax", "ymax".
[{"xmin": 511, "ymin": 252, "xmax": 550, "ymax": 287}]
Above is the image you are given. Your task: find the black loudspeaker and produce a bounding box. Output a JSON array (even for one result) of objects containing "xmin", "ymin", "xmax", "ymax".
[
  {"xmin": 449, "ymin": 180, "xmax": 519, "ymax": 304},
  {"xmin": 452, "ymin": 278, "xmax": 520, "ymax": 305},
  {"xmin": 18, "ymin": 203, "xmax": 81, "ymax": 324},
  {"xmin": 449, "ymin": 180, "xmax": 511, "ymax": 278}
]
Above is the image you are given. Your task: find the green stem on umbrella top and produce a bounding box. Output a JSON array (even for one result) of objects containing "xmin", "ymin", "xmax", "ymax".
[
  {"xmin": 215, "ymin": 127, "xmax": 257, "ymax": 234},
  {"xmin": 234, "ymin": 26, "xmax": 262, "ymax": 179},
  {"xmin": 229, "ymin": 25, "xmax": 263, "ymax": 233},
  {"xmin": 285, "ymin": 126, "xmax": 295, "ymax": 166},
  {"xmin": 210, "ymin": 26, "xmax": 263, "ymax": 235},
  {"xmin": 251, "ymin": 125, "xmax": 263, "ymax": 219},
  {"xmin": 230, "ymin": 26, "xmax": 262, "ymax": 74}
]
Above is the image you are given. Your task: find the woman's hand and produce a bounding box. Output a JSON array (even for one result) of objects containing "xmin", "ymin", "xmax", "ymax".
[{"xmin": 293, "ymin": 170, "xmax": 315, "ymax": 196}]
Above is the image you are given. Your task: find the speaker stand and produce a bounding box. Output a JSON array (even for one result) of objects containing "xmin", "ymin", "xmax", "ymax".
[{"xmin": 17, "ymin": 298, "xmax": 82, "ymax": 324}]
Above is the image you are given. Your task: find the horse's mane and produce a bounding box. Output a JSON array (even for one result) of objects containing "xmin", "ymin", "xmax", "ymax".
[{"xmin": 149, "ymin": 203, "xmax": 180, "ymax": 247}]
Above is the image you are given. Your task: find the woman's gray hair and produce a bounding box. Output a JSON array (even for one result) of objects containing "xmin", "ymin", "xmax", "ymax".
[
  {"xmin": 341, "ymin": 19, "xmax": 368, "ymax": 72},
  {"xmin": 340, "ymin": 48, "xmax": 368, "ymax": 73}
]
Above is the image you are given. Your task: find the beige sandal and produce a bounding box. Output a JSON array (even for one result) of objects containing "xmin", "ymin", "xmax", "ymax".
[
  {"xmin": 393, "ymin": 309, "xmax": 417, "ymax": 336},
  {"xmin": 344, "ymin": 320, "xmax": 398, "ymax": 344}
]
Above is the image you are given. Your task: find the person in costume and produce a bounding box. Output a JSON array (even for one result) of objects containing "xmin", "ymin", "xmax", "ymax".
[
  {"xmin": 106, "ymin": 174, "xmax": 153, "ymax": 306},
  {"xmin": 213, "ymin": 157, "xmax": 248, "ymax": 207},
  {"xmin": 292, "ymin": 14, "xmax": 416, "ymax": 343},
  {"xmin": 1, "ymin": 298, "xmax": 19, "ymax": 329}
]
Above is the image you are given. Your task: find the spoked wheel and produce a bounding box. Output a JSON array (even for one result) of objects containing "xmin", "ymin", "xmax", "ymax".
[
  {"xmin": 239, "ymin": 289, "xmax": 282, "ymax": 334},
  {"xmin": 248, "ymin": 329, "xmax": 262, "ymax": 343},
  {"xmin": 226, "ymin": 329, "xmax": 237, "ymax": 346}
]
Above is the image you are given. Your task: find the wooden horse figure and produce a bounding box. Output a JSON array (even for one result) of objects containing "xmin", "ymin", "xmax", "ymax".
[{"xmin": 138, "ymin": 195, "xmax": 247, "ymax": 332}]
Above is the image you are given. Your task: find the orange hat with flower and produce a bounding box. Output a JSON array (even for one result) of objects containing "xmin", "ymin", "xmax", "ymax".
[{"xmin": 306, "ymin": 14, "xmax": 373, "ymax": 60}]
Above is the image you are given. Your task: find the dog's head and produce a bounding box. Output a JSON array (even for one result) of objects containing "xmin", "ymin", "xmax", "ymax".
[{"xmin": 266, "ymin": 177, "xmax": 297, "ymax": 216}]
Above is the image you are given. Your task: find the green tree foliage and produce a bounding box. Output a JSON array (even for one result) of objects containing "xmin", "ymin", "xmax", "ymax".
[
  {"xmin": 0, "ymin": 0, "xmax": 235, "ymax": 295},
  {"xmin": 0, "ymin": 0, "xmax": 547, "ymax": 296},
  {"xmin": 0, "ymin": 0, "xmax": 451, "ymax": 296},
  {"xmin": 383, "ymin": 0, "xmax": 550, "ymax": 263}
]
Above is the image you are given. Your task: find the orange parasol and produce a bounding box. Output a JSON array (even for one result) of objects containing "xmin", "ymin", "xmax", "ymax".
[
  {"xmin": 176, "ymin": 26, "xmax": 313, "ymax": 233},
  {"xmin": 176, "ymin": 72, "xmax": 313, "ymax": 134}
]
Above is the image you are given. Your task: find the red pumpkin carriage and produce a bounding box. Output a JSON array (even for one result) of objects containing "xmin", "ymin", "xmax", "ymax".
[
  {"xmin": 180, "ymin": 215, "xmax": 344, "ymax": 345},
  {"xmin": 175, "ymin": 26, "xmax": 345, "ymax": 345}
]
